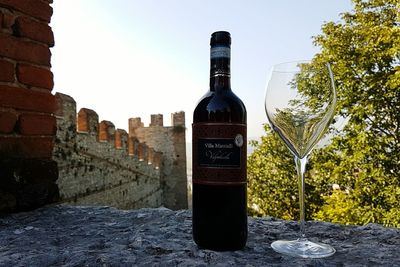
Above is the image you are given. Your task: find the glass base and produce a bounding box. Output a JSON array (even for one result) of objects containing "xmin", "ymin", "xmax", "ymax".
[{"xmin": 271, "ymin": 238, "xmax": 335, "ymax": 258}]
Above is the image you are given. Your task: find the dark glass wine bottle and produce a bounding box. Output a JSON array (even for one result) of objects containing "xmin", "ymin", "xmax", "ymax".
[{"xmin": 192, "ymin": 31, "xmax": 247, "ymax": 251}]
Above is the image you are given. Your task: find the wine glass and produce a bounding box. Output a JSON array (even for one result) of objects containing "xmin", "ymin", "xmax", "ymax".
[{"xmin": 264, "ymin": 60, "xmax": 336, "ymax": 258}]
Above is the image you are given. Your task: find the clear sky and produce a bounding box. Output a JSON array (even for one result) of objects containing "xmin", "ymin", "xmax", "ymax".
[{"xmin": 50, "ymin": 0, "xmax": 353, "ymax": 142}]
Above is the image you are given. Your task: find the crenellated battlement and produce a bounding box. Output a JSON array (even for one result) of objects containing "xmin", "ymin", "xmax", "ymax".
[
  {"xmin": 52, "ymin": 92, "xmax": 187, "ymax": 210},
  {"xmin": 171, "ymin": 112, "xmax": 185, "ymax": 127},
  {"xmin": 55, "ymin": 93, "xmax": 165, "ymax": 169},
  {"xmin": 150, "ymin": 114, "xmax": 164, "ymax": 127},
  {"xmin": 129, "ymin": 117, "xmax": 144, "ymax": 131},
  {"xmin": 129, "ymin": 110, "xmax": 188, "ymax": 210}
]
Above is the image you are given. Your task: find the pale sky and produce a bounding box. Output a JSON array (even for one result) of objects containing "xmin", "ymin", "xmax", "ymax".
[{"xmin": 50, "ymin": 0, "xmax": 353, "ymax": 142}]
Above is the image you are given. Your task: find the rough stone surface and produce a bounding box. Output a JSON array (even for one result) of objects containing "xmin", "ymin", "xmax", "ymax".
[{"xmin": 0, "ymin": 205, "xmax": 399, "ymax": 267}]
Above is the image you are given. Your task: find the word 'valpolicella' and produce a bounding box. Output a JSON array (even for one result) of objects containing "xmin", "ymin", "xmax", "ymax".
[{"xmin": 192, "ymin": 31, "xmax": 247, "ymax": 251}]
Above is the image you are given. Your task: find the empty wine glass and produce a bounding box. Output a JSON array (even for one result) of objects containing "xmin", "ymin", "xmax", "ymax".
[{"xmin": 264, "ymin": 61, "xmax": 336, "ymax": 258}]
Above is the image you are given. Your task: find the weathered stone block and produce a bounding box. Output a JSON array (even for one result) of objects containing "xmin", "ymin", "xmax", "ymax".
[{"xmin": 55, "ymin": 93, "xmax": 76, "ymax": 118}]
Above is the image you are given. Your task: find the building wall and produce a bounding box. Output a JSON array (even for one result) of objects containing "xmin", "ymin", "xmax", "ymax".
[
  {"xmin": 130, "ymin": 113, "xmax": 188, "ymax": 209},
  {"xmin": 54, "ymin": 93, "xmax": 188, "ymax": 210},
  {"xmin": 53, "ymin": 93, "xmax": 164, "ymax": 209},
  {"xmin": 0, "ymin": 0, "xmax": 59, "ymax": 212}
]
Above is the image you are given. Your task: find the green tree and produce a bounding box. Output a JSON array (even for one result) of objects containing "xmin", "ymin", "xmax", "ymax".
[
  {"xmin": 248, "ymin": 0, "xmax": 400, "ymax": 227},
  {"xmin": 247, "ymin": 124, "xmax": 323, "ymax": 220},
  {"xmin": 247, "ymin": 125, "xmax": 296, "ymax": 219}
]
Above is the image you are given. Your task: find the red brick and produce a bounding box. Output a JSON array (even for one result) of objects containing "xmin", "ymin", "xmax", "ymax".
[
  {"xmin": 17, "ymin": 113, "xmax": 56, "ymax": 135},
  {"xmin": 14, "ymin": 16, "xmax": 54, "ymax": 46},
  {"xmin": 17, "ymin": 63, "xmax": 53, "ymax": 90},
  {"xmin": 115, "ymin": 129, "xmax": 127, "ymax": 149},
  {"xmin": 0, "ymin": 135, "xmax": 54, "ymax": 159},
  {"xmin": 0, "ymin": 0, "xmax": 52, "ymax": 22},
  {"xmin": 99, "ymin": 120, "xmax": 115, "ymax": 142},
  {"xmin": 0, "ymin": 85, "xmax": 56, "ymax": 113},
  {"xmin": 0, "ymin": 58, "xmax": 14, "ymax": 82},
  {"xmin": 1, "ymin": 11, "xmax": 15, "ymax": 29},
  {"xmin": 0, "ymin": 33, "xmax": 51, "ymax": 66},
  {"xmin": 77, "ymin": 108, "xmax": 98, "ymax": 133},
  {"xmin": 0, "ymin": 110, "xmax": 17, "ymax": 133}
]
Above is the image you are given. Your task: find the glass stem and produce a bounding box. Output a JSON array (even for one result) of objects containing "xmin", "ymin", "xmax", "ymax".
[{"xmin": 295, "ymin": 156, "xmax": 308, "ymax": 240}]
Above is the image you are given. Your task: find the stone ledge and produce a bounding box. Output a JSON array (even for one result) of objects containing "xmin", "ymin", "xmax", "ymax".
[{"xmin": 0, "ymin": 205, "xmax": 399, "ymax": 266}]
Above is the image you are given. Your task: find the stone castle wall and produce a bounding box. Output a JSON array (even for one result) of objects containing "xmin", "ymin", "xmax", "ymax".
[
  {"xmin": 53, "ymin": 93, "xmax": 187, "ymax": 210},
  {"xmin": 130, "ymin": 113, "xmax": 188, "ymax": 210}
]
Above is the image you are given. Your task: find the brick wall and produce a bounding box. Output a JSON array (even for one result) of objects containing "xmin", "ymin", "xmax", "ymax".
[{"xmin": 0, "ymin": 0, "xmax": 59, "ymax": 212}]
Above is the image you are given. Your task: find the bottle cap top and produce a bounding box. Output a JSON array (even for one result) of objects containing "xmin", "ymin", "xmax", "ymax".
[{"xmin": 210, "ymin": 31, "xmax": 231, "ymax": 46}]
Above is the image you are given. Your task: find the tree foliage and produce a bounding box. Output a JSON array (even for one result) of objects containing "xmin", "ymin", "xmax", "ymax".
[
  {"xmin": 247, "ymin": 125, "xmax": 323, "ymax": 220},
  {"xmin": 248, "ymin": 0, "xmax": 400, "ymax": 227}
]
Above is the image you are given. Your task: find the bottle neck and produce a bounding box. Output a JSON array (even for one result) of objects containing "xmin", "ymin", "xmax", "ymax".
[{"xmin": 209, "ymin": 45, "xmax": 231, "ymax": 92}]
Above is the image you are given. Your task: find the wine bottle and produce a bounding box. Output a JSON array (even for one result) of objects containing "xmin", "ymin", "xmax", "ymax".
[{"xmin": 192, "ymin": 31, "xmax": 247, "ymax": 251}]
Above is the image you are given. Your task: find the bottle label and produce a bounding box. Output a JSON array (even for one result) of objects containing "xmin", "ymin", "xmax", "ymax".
[
  {"xmin": 210, "ymin": 46, "xmax": 230, "ymax": 59},
  {"xmin": 192, "ymin": 123, "xmax": 246, "ymax": 185}
]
